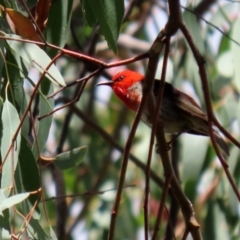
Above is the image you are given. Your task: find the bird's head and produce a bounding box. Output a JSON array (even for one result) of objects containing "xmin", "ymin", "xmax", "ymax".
[{"xmin": 97, "ymin": 70, "xmax": 144, "ymax": 111}]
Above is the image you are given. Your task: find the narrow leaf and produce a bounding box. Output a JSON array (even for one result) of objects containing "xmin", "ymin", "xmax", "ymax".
[
  {"xmin": 83, "ymin": 0, "xmax": 124, "ymax": 53},
  {"xmin": 54, "ymin": 146, "xmax": 87, "ymax": 170},
  {"xmin": 50, "ymin": 227, "xmax": 58, "ymax": 240},
  {"xmin": 182, "ymin": 135, "xmax": 208, "ymax": 182},
  {"xmin": 0, "ymin": 190, "xmax": 10, "ymax": 232},
  {"xmin": 1, "ymin": 100, "xmax": 21, "ymax": 197},
  {"xmin": 6, "ymin": 35, "xmax": 65, "ymax": 86},
  {"xmin": 183, "ymin": 7, "xmax": 205, "ymax": 55},
  {"xmin": 18, "ymin": 136, "xmax": 40, "ymax": 206},
  {"xmin": 231, "ymin": 18, "xmax": 240, "ymax": 91},
  {"xmin": 30, "ymin": 218, "xmax": 50, "ymax": 240},
  {"xmin": 32, "ymin": 81, "xmax": 54, "ymax": 160},
  {"xmin": 45, "ymin": 0, "xmax": 73, "ymax": 57},
  {"xmin": 4, "ymin": 51, "xmax": 28, "ymax": 137},
  {"xmin": 0, "ymin": 193, "xmax": 30, "ymax": 215},
  {"xmin": 103, "ymin": 0, "xmax": 124, "ymax": 41}
]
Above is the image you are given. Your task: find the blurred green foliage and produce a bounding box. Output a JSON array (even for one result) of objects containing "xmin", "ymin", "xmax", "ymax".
[{"xmin": 0, "ymin": 0, "xmax": 239, "ymax": 239}]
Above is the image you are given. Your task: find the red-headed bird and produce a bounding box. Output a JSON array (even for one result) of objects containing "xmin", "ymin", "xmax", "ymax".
[{"xmin": 97, "ymin": 70, "xmax": 229, "ymax": 156}]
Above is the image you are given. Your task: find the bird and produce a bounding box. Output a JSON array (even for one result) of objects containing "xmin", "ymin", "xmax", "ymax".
[{"xmin": 97, "ymin": 70, "xmax": 229, "ymax": 156}]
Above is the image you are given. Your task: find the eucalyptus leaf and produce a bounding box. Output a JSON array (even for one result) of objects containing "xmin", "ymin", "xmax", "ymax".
[
  {"xmin": 50, "ymin": 227, "xmax": 58, "ymax": 240},
  {"xmin": 45, "ymin": 0, "xmax": 73, "ymax": 57},
  {"xmin": 1, "ymin": 100, "xmax": 21, "ymax": 197},
  {"xmin": 0, "ymin": 192, "xmax": 30, "ymax": 215},
  {"xmin": 54, "ymin": 146, "xmax": 87, "ymax": 170},
  {"xmin": 0, "ymin": 190, "xmax": 10, "ymax": 233},
  {"xmin": 182, "ymin": 135, "xmax": 209, "ymax": 182},
  {"xmin": 82, "ymin": 0, "xmax": 124, "ymax": 53},
  {"xmin": 32, "ymin": 82, "xmax": 54, "ymax": 160},
  {"xmin": 18, "ymin": 136, "xmax": 40, "ymax": 206},
  {"xmin": 231, "ymin": 18, "xmax": 240, "ymax": 91},
  {"xmin": 29, "ymin": 218, "xmax": 50, "ymax": 240},
  {"xmin": 6, "ymin": 35, "xmax": 65, "ymax": 86},
  {"xmin": 183, "ymin": 7, "xmax": 205, "ymax": 55}
]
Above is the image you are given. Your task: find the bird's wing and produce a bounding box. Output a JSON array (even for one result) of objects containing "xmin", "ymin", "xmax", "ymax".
[
  {"xmin": 154, "ymin": 80, "xmax": 208, "ymax": 121},
  {"xmin": 174, "ymin": 89, "xmax": 208, "ymax": 120}
]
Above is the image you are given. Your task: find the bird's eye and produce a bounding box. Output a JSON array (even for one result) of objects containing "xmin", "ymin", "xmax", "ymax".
[{"xmin": 116, "ymin": 75, "xmax": 124, "ymax": 82}]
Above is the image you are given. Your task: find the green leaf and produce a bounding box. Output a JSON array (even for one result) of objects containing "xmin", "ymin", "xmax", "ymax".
[
  {"xmin": 29, "ymin": 218, "xmax": 50, "ymax": 240},
  {"xmin": 54, "ymin": 146, "xmax": 87, "ymax": 170},
  {"xmin": 183, "ymin": 179, "xmax": 196, "ymax": 202},
  {"xmin": 204, "ymin": 201, "xmax": 216, "ymax": 239},
  {"xmin": 183, "ymin": 7, "xmax": 205, "ymax": 55},
  {"xmin": 45, "ymin": 0, "xmax": 73, "ymax": 57},
  {"xmin": 0, "ymin": 190, "xmax": 10, "ymax": 233},
  {"xmin": 231, "ymin": 18, "xmax": 240, "ymax": 91},
  {"xmin": 216, "ymin": 51, "xmax": 234, "ymax": 78},
  {"xmin": 50, "ymin": 227, "xmax": 58, "ymax": 240},
  {"xmin": 103, "ymin": 0, "xmax": 124, "ymax": 40},
  {"xmin": 1, "ymin": 229, "xmax": 11, "ymax": 239},
  {"xmin": 0, "ymin": 192, "xmax": 30, "ymax": 215},
  {"xmin": 32, "ymin": 82, "xmax": 54, "ymax": 160},
  {"xmin": 18, "ymin": 136, "xmax": 40, "ymax": 206},
  {"xmin": 82, "ymin": 0, "xmax": 124, "ymax": 53},
  {"xmin": 3, "ymin": 50, "xmax": 29, "ymax": 137},
  {"xmin": 6, "ymin": 35, "xmax": 65, "ymax": 87},
  {"xmin": 182, "ymin": 135, "xmax": 209, "ymax": 182},
  {"xmin": 1, "ymin": 100, "xmax": 21, "ymax": 197},
  {"xmin": 0, "ymin": 38, "xmax": 5, "ymax": 81},
  {"xmin": 82, "ymin": 0, "xmax": 96, "ymax": 26}
]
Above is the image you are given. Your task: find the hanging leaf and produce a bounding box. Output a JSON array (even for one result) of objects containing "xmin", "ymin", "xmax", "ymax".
[
  {"xmin": 32, "ymin": 81, "xmax": 54, "ymax": 159},
  {"xmin": 45, "ymin": 0, "xmax": 73, "ymax": 57},
  {"xmin": 29, "ymin": 218, "xmax": 50, "ymax": 240},
  {"xmin": 18, "ymin": 136, "xmax": 40, "ymax": 206},
  {"xmin": 82, "ymin": 0, "xmax": 124, "ymax": 53},
  {"xmin": 231, "ymin": 18, "xmax": 240, "ymax": 91},
  {"xmin": 1, "ymin": 100, "xmax": 21, "ymax": 197},
  {"xmin": 54, "ymin": 146, "xmax": 87, "ymax": 170},
  {"xmin": 6, "ymin": 34, "xmax": 66, "ymax": 86},
  {"xmin": 0, "ymin": 190, "xmax": 10, "ymax": 233},
  {"xmin": 0, "ymin": 193, "xmax": 30, "ymax": 215}
]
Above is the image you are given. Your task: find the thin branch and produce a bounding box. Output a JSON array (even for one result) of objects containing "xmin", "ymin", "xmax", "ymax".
[
  {"xmin": 151, "ymin": 38, "xmax": 170, "ymax": 240},
  {"xmin": 69, "ymin": 104, "xmax": 166, "ymax": 188},
  {"xmin": 212, "ymin": 116, "xmax": 240, "ymax": 149},
  {"xmin": 152, "ymin": 1, "xmax": 203, "ymax": 240},
  {"xmin": 152, "ymin": 176, "xmax": 172, "ymax": 240},
  {"xmin": 0, "ymin": 52, "xmax": 63, "ymax": 172},
  {"xmin": 43, "ymin": 185, "xmax": 136, "ymax": 202},
  {"xmin": 180, "ymin": 22, "xmax": 240, "ymax": 202},
  {"xmin": 181, "ymin": 6, "xmax": 240, "ymax": 48},
  {"xmin": 164, "ymin": 139, "xmax": 180, "ymax": 239},
  {"xmin": 19, "ymin": 0, "xmax": 46, "ymax": 42},
  {"xmin": 194, "ymin": 0, "xmax": 217, "ymax": 17}
]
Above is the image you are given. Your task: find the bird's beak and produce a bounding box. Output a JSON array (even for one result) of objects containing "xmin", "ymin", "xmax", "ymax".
[{"xmin": 96, "ymin": 81, "xmax": 114, "ymax": 87}]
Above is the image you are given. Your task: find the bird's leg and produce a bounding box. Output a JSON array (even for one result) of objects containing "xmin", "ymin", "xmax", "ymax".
[
  {"xmin": 167, "ymin": 133, "xmax": 181, "ymax": 148},
  {"xmin": 156, "ymin": 133, "xmax": 181, "ymax": 153},
  {"xmin": 156, "ymin": 135, "xmax": 174, "ymax": 153},
  {"xmin": 156, "ymin": 143, "xmax": 171, "ymax": 153},
  {"xmin": 146, "ymin": 114, "xmax": 153, "ymax": 125}
]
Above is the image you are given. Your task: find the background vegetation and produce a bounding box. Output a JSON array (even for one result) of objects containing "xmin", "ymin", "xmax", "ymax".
[{"xmin": 0, "ymin": 0, "xmax": 239, "ymax": 239}]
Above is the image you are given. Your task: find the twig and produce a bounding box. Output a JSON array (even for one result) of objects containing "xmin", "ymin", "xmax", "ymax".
[
  {"xmin": 151, "ymin": 38, "xmax": 170, "ymax": 240},
  {"xmin": 43, "ymin": 185, "xmax": 136, "ymax": 202},
  {"xmin": 180, "ymin": 22, "xmax": 240, "ymax": 202},
  {"xmin": 152, "ymin": 176, "xmax": 172, "ymax": 240},
  {"xmin": 0, "ymin": 52, "xmax": 63, "ymax": 172}
]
